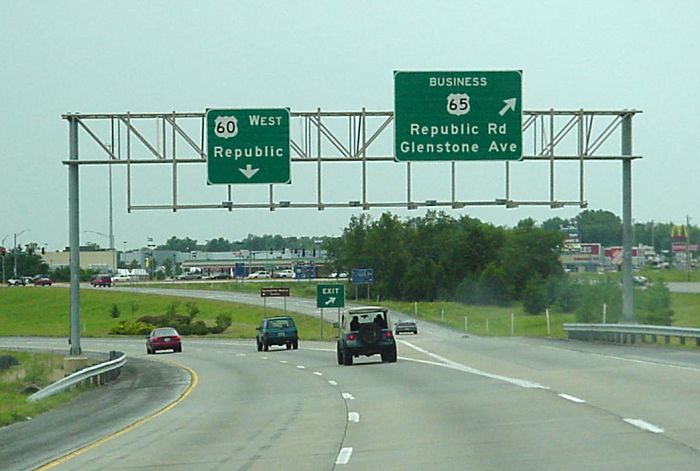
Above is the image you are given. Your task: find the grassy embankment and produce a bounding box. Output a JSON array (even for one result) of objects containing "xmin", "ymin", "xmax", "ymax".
[
  {"xmin": 0, "ymin": 349, "xmax": 82, "ymax": 427},
  {"xmin": 0, "ymin": 287, "xmax": 333, "ymax": 340}
]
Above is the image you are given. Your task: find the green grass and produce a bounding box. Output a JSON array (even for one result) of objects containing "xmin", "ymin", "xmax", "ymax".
[
  {"xmin": 0, "ymin": 287, "xmax": 334, "ymax": 341},
  {"xmin": 383, "ymin": 300, "xmax": 574, "ymax": 338},
  {"xmin": 0, "ymin": 350, "xmax": 82, "ymax": 427}
]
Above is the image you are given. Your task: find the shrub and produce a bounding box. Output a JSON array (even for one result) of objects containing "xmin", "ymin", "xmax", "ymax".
[
  {"xmin": 522, "ymin": 276, "xmax": 547, "ymax": 314},
  {"xmin": 110, "ymin": 320, "xmax": 154, "ymax": 335},
  {"xmin": 636, "ymin": 281, "xmax": 674, "ymax": 325},
  {"xmin": 110, "ymin": 304, "xmax": 121, "ymax": 319},
  {"xmin": 574, "ymin": 277, "xmax": 622, "ymax": 323}
]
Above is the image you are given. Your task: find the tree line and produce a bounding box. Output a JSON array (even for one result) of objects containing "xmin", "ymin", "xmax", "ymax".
[{"xmin": 324, "ymin": 211, "xmax": 564, "ymax": 304}]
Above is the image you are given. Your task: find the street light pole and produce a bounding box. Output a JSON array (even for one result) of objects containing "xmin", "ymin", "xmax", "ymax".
[
  {"xmin": 1, "ymin": 235, "xmax": 9, "ymax": 283},
  {"xmin": 13, "ymin": 229, "xmax": 30, "ymax": 278}
]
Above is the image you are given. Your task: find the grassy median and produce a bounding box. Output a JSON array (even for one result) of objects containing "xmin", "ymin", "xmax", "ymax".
[{"xmin": 0, "ymin": 349, "xmax": 82, "ymax": 427}]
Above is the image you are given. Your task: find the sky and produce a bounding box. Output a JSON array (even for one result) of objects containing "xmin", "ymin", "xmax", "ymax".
[{"xmin": 1, "ymin": 0, "xmax": 699, "ymax": 251}]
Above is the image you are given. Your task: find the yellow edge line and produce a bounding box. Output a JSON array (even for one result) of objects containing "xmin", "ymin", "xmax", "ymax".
[{"xmin": 36, "ymin": 361, "xmax": 199, "ymax": 470}]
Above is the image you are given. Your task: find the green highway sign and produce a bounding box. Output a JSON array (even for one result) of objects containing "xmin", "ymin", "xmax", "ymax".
[
  {"xmin": 317, "ymin": 284, "xmax": 345, "ymax": 308},
  {"xmin": 206, "ymin": 108, "xmax": 291, "ymax": 184},
  {"xmin": 394, "ymin": 71, "xmax": 522, "ymax": 161}
]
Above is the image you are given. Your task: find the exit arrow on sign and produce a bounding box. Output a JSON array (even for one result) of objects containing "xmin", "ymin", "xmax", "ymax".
[
  {"xmin": 239, "ymin": 164, "xmax": 259, "ymax": 179},
  {"xmin": 325, "ymin": 297, "xmax": 336, "ymax": 306},
  {"xmin": 499, "ymin": 98, "xmax": 517, "ymax": 116}
]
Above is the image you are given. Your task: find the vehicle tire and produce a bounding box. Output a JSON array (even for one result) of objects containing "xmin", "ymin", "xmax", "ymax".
[
  {"xmin": 292, "ymin": 340, "xmax": 298, "ymax": 350},
  {"xmin": 336, "ymin": 345, "xmax": 343, "ymax": 365},
  {"xmin": 146, "ymin": 347, "xmax": 152, "ymax": 354},
  {"xmin": 387, "ymin": 346, "xmax": 397, "ymax": 363},
  {"xmin": 175, "ymin": 346, "xmax": 182, "ymax": 353},
  {"xmin": 257, "ymin": 340, "xmax": 262, "ymax": 351},
  {"xmin": 286, "ymin": 343, "xmax": 291, "ymax": 350},
  {"xmin": 263, "ymin": 342, "xmax": 269, "ymax": 352},
  {"xmin": 359, "ymin": 324, "xmax": 382, "ymax": 345},
  {"xmin": 342, "ymin": 348, "xmax": 353, "ymax": 366}
]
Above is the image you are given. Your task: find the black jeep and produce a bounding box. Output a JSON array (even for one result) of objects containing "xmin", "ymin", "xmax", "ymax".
[{"xmin": 336, "ymin": 306, "xmax": 397, "ymax": 365}]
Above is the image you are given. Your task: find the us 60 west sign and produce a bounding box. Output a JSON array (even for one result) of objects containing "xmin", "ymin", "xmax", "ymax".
[{"xmin": 206, "ymin": 108, "xmax": 291, "ymax": 184}]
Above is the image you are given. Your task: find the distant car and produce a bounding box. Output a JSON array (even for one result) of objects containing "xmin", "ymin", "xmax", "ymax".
[
  {"xmin": 7, "ymin": 277, "xmax": 25, "ymax": 286},
  {"xmin": 32, "ymin": 277, "xmax": 53, "ymax": 286},
  {"xmin": 633, "ymin": 275, "xmax": 649, "ymax": 286},
  {"xmin": 146, "ymin": 327, "xmax": 182, "ymax": 354},
  {"xmin": 91, "ymin": 274, "xmax": 112, "ymax": 287},
  {"xmin": 330, "ymin": 271, "xmax": 348, "ymax": 279},
  {"xmin": 247, "ymin": 270, "xmax": 272, "ymax": 279},
  {"xmin": 177, "ymin": 272, "xmax": 202, "ymax": 280},
  {"xmin": 112, "ymin": 274, "xmax": 130, "ymax": 282},
  {"xmin": 274, "ymin": 269, "xmax": 295, "ymax": 279},
  {"xmin": 207, "ymin": 272, "xmax": 231, "ymax": 280},
  {"xmin": 256, "ymin": 316, "xmax": 299, "ymax": 351},
  {"xmin": 395, "ymin": 320, "xmax": 418, "ymax": 335}
]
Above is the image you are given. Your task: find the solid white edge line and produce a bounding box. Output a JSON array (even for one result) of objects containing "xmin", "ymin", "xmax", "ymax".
[
  {"xmin": 348, "ymin": 412, "xmax": 360, "ymax": 423},
  {"xmin": 624, "ymin": 418, "xmax": 664, "ymax": 434},
  {"xmin": 398, "ymin": 340, "xmax": 549, "ymax": 390},
  {"xmin": 558, "ymin": 393, "xmax": 586, "ymax": 404},
  {"xmin": 335, "ymin": 447, "xmax": 353, "ymax": 465}
]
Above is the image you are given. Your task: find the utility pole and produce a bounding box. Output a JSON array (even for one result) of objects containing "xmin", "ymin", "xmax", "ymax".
[
  {"xmin": 13, "ymin": 229, "xmax": 30, "ymax": 278},
  {"xmin": 686, "ymin": 216, "xmax": 691, "ymax": 281}
]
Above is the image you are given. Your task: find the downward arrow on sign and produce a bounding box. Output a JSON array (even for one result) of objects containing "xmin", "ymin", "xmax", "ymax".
[{"xmin": 239, "ymin": 164, "xmax": 259, "ymax": 179}]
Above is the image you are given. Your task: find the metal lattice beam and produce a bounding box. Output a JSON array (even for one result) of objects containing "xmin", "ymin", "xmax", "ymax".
[{"xmin": 62, "ymin": 109, "xmax": 641, "ymax": 212}]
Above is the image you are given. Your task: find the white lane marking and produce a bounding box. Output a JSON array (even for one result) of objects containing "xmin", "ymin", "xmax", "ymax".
[
  {"xmin": 328, "ymin": 380, "xmax": 338, "ymax": 386},
  {"xmin": 261, "ymin": 356, "xmax": 268, "ymax": 360},
  {"xmin": 398, "ymin": 340, "xmax": 549, "ymax": 390},
  {"xmin": 624, "ymin": 418, "xmax": 664, "ymax": 434},
  {"xmin": 558, "ymin": 393, "xmax": 586, "ymax": 404},
  {"xmin": 348, "ymin": 412, "xmax": 360, "ymax": 423},
  {"xmin": 237, "ymin": 353, "xmax": 247, "ymax": 357},
  {"xmin": 279, "ymin": 360, "xmax": 288, "ymax": 364},
  {"xmin": 538, "ymin": 343, "xmax": 700, "ymax": 373},
  {"xmin": 313, "ymin": 371, "xmax": 323, "ymax": 376},
  {"xmin": 335, "ymin": 447, "xmax": 353, "ymax": 465},
  {"xmin": 342, "ymin": 392, "xmax": 355, "ymax": 400},
  {"xmin": 297, "ymin": 365, "xmax": 306, "ymax": 369}
]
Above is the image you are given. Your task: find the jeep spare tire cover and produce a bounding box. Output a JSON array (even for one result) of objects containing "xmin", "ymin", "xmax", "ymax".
[{"xmin": 359, "ymin": 324, "xmax": 382, "ymax": 345}]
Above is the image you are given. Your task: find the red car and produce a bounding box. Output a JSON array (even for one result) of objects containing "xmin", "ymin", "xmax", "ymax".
[
  {"xmin": 33, "ymin": 277, "xmax": 53, "ymax": 286},
  {"xmin": 146, "ymin": 327, "xmax": 182, "ymax": 354}
]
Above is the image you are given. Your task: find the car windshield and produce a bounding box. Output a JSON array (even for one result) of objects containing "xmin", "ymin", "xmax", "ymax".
[
  {"xmin": 153, "ymin": 328, "xmax": 178, "ymax": 337},
  {"xmin": 267, "ymin": 319, "xmax": 294, "ymax": 329}
]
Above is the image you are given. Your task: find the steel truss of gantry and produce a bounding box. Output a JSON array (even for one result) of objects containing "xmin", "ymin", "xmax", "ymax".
[{"xmin": 62, "ymin": 108, "xmax": 642, "ymax": 354}]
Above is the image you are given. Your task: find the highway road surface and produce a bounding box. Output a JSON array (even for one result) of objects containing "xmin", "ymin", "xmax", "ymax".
[{"xmin": 1, "ymin": 287, "xmax": 700, "ymax": 470}]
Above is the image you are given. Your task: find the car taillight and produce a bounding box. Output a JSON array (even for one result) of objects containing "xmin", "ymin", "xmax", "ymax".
[
  {"xmin": 384, "ymin": 331, "xmax": 393, "ymax": 339},
  {"xmin": 348, "ymin": 334, "xmax": 357, "ymax": 341},
  {"xmin": 173, "ymin": 336, "xmax": 181, "ymax": 341}
]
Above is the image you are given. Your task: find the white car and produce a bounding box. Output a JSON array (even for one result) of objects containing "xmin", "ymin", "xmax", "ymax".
[
  {"xmin": 274, "ymin": 269, "xmax": 295, "ymax": 279},
  {"xmin": 112, "ymin": 274, "xmax": 131, "ymax": 282},
  {"xmin": 247, "ymin": 270, "xmax": 272, "ymax": 279}
]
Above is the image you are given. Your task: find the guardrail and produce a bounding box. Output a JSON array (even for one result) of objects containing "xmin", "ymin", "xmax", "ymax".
[
  {"xmin": 563, "ymin": 324, "xmax": 700, "ymax": 347},
  {"xmin": 28, "ymin": 351, "xmax": 127, "ymax": 402}
]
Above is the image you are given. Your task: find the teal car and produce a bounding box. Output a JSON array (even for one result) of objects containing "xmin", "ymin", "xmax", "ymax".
[{"xmin": 256, "ymin": 316, "xmax": 299, "ymax": 351}]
